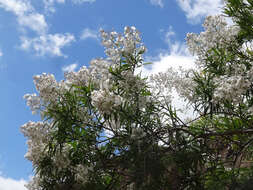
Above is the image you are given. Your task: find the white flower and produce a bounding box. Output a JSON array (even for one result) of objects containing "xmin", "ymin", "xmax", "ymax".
[
  {"xmin": 187, "ymin": 15, "xmax": 239, "ymax": 68},
  {"xmin": 21, "ymin": 121, "xmax": 50, "ymax": 164},
  {"xmin": 24, "ymin": 93, "xmax": 41, "ymax": 114},
  {"xmin": 100, "ymin": 26, "xmax": 143, "ymax": 63},
  {"xmin": 91, "ymin": 89, "xmax": 122, "ymax": 114}
]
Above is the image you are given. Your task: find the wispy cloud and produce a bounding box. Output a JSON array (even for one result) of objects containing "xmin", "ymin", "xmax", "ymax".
[
  {"xmin": 160, "ymin": 26, "xmax": 176, "ymax": 46},
  {"xmin": 0, "ymin": 175, "xmax": 27, "ymax": 190},
  {"xmin": 72, "ymin": 0, "xmax": 96, "ymax": 4},
  {"xmin": 43, "ymin": 0, "xmax": 95, "ymax": 13},
  {"xmin": 0, "ymin": 50, "xmax": 6, "ymax": 70},
  {"xmin": 0, "ymin": 0, "xmax": 48, "ymax": 34},
  {"xmin": 150, "ymin": 0, "xmax": 164, "ymax": 8},
  {"xmin": 160, "ymin": 26, "xmax": 190, "ymax": 56},
  {"xmin": 20, "ymin": 33, "xmax": 75, "ymax": 58},
  {"xmin": 62, "ymin": 63, "xmax": 78, "ymax": 72},
  {"xmin": 43, "ymin": 0, "xmax": 65, "ymax": 13},
  {"xmin": 176, "ymin": 0, "xmax": 224, "ymax": 24},
  {"xmin": 80, "ymin": 28, "xmax": 98, "ymax": 40}
]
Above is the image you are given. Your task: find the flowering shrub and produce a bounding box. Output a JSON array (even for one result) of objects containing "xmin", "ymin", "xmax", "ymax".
[{"xmin": 22, "ymin": 1, "xmax": 253, "ymax": 189}]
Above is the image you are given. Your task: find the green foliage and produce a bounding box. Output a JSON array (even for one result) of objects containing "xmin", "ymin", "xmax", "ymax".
[{"xmin": 224, "ymin": 0, "xmax": 253, "ymax": 41}]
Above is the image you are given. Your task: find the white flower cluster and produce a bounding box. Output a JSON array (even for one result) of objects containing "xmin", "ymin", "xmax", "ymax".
[
  {"xmin": 186, "ymin": 15, "xmax": 253, "ymax": 114},
  {"xmin": 22, "ymin": 26, "xmax": 150, "ymax": 189},
  {"xmin": 21, "ymin": 121, "xmax": 50, "ymax": 164},
  {"xmin": 173, "ymin": 68, "xmax": 197, "ymax": 103},
  {"xmin": 122, "ymin": 71, "xmax": 145, "ymax": 92},
  {"xmin": 117, "ymin": 71, "xmax": 151, "ymax": 110},
  {"xmin": 91, "ymin": 89, "xmax": 122, "ymax": 114},
  {"xmin": 25, "ymin": 175, "xmax": 43, "ymax": 190},
  {"xmin": 130, "ymin": 127, "xmax": 146, "ymax": 140},
  {"xmin": 64, "ymin": 59, "xmax": 113, "ymax": 87},
  {"xmin": 23, "ymin": 93, "xmax": 41, "ymax": 115},
  {"xmin": 213, "ymin": 75, "xmax": 251, "ymax": 104},
  {"xmin": 64, "ymin": 65, "xmax": 90, "ymax": 86},
  {"xmin": 149, "ymin": 66, "xmax": 197, "ymax": 107},
  {"xmin": 213, "ymin": 60, "xmax": 251, "ymax": 102},
  {"xmin": 33, "ymin": 73, "xmax": 58, "ymax": 102},
  {"xmin": 21, "ymin": 122, "xmax": 52, "ymax": 190},
  {"xmin": 187, "ymin": 15, "xmax": 239, "ymax": 67},
  {"xmin": 149, "ymin": 72, "xmax": 174, "ymax": 105},
  {"xmin": 213, "ymin": 64, "xmax": 253, "ymax": 110},
  {"xmin": 100, "ymin": 26, "xmax": 145, "ymax": 63},
  {"xmin": 23, "ymin": 25, "xmax": 148, "ymax": 118},
  {"xmin": 24, "ymin": 73, "xmax": 70, "ymax": 115},
  {"xmin": 21, "ymin": 121, "xmax": 91, "ymax": 189},
  {"xmin": 74, "ymin": 164, "xmax": 91, "ymax": 184}
]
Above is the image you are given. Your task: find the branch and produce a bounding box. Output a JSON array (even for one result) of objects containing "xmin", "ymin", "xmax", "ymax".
[{"xmin": 197, "ymin": 129, "xmax": 253, "ymax": 138}]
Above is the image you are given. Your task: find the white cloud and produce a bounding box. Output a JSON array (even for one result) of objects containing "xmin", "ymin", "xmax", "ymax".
[
  {"xmin": 20, "ymin": 33, "xmax": 75, "ymax": 57},
  {"xmin": 176, "ymin": 0, "xmax": 224, "ymax": 24},
  {"xmin": 139, "ymin": 28, "xmax": 194, "ymax": 76},
  {"xmin": 62, "ymin": 63, "xmax": 78, "ymax": 72},
  {"xmin": 0, "ymin": 176, "xmax": 27, "ymax": 190},
  {"xmin": 140, "ymin": 27, "xmax": 195, "ymax": 76},
  {"xmin": 141, "ymin": 44, "xmax": 195, "ymax": 76},
  {"xmin": 0, "ymin": 0, "xmax": 48, "ymax": 34},
  {"xmin": 0, "ymin": 50, "xmax": 3, "ymax": 57},
  {"xmin": 18, "ymin": 13, "xmax": 48, "ymax": 34},
  {"xmin": 150, "ymin": 0, "xmax": 164, "ymax": 8},
  {"xmin": 80, "ymin": 28, "xmax": 98, "ymax": 40},
  {"xmin": 0, "ymin": 0, "xmax": 32, "ymax": 15}
]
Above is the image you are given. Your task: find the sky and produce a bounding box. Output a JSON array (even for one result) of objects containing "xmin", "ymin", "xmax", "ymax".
[{"xmin": 0, "ymin": 0, "xmax": 225, "ymax": 189}]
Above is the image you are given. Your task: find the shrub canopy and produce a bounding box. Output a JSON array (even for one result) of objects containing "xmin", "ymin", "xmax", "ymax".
[{"xmin": 22, "ymin": 0, "xmax": 253, "ymax": 189}]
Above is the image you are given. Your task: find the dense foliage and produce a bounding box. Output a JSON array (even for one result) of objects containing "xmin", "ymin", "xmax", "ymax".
[{"xmin": 22, "ymin": 0, "xmax": 253, "ymax": 189}]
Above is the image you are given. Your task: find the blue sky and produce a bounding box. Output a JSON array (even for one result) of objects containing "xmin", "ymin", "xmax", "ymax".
[{"xmin": 0, "ymin": 0, "xmax": 224, "ymax": 189}]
